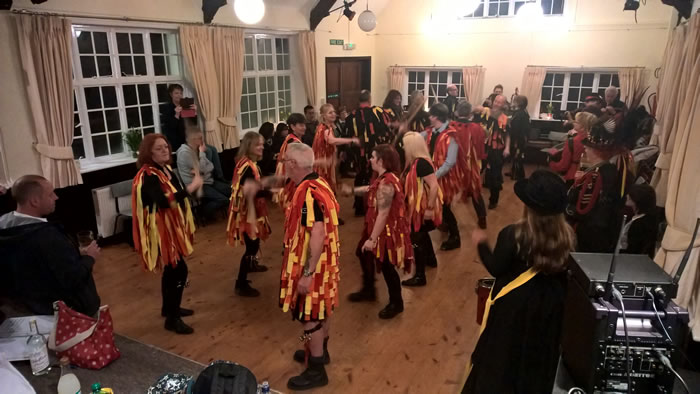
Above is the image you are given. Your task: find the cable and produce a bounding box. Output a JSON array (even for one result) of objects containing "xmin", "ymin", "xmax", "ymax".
[
  {"xmin": 612, "ymin": 288, "xmax": 632, "ymax": 394},
  {"xmin": 646, "ymin": 289, "xmax": 698, "ymax": 372},
  {"xmin": 656, "ymin": 349, "xmax": 691, "ymax": 394}
]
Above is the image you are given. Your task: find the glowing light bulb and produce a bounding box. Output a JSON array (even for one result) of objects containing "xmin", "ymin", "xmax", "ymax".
[{"xmin": 234, "ymin": 0, "xmax": 266, "ymax": 25}]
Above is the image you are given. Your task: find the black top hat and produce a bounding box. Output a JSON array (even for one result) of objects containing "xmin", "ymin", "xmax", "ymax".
[{"xmin": 514, "ymin": 170, "xmax": 568, "ymax": 215}]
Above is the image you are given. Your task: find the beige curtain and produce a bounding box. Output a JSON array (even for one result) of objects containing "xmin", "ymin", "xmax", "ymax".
[
  {"xmin": 16, "ymin": 15, "xmax": 82, "ymax": 187},
  {"xmin": 520, "ymin": 66, "xmax": 547, "ymax": 118},
  {"xmin": 180, "ymin": 25, "xmax": 223, "ymax": 151},
  {"xmin": 653, "ymin": 13, "xmax": 700, "ymax": 340},
  {"xmin": 650, "ymin": 24, "xmax": 691, "ymax": 205},
  {"xmin": 462, "ymin": 66, "xmax": 486, "ymax": 104},
  {"xmin": 618, "ymin": 67, "xmax": 645, "ymax": 107},
  {"xmin": 213, "ymin": 27, "xmax": 244, "ymax": 149},
  {"xmin": 388, "ymin": 66, "xmax": 406, "ymax": 92},
  {"xmin": 298, "ymin": 31, "xmax": 318, "ymax": 106}
]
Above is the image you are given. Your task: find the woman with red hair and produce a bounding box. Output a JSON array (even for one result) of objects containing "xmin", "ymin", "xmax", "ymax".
[
  {"xmin": 132, "ymin": 133, "xmax": 202, "ymax": 334},
  {"xmin": 348, "ymin": 144, "xmax": 413, "ymax": 319}
]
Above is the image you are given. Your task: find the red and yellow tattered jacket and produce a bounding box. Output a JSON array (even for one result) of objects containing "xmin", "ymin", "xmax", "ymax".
[
  {"xmin": 275, "ymin": 133, "xmax": 302, "ymax": 208},
  {"xmin": 226, "ymin": 157, "xmax": 271, "ymax": 245},
  {"xmin": 312, "ymin": 123, "xmax": 337, "ymax": 192},
  {"xmin": 403, "ymin": 158, "xmax": 444, "ymax": 231},
  {"xmin": 450, "ymin": 120, "xmax": 485, "ymax": 198},
  {"xmin": 280, "ymin": 176, "xmax": 340, "ymax": 321},
  {"xmin": 132, "ymin": 164, "xmax": 195, "ymax": 272},
  {"xmin": 425, "ymin": 125, "xmax": 469, "ymax": 204},
  {"xmin": 366, "ymin": 172, "xmax": 413, "ymax": 272}
]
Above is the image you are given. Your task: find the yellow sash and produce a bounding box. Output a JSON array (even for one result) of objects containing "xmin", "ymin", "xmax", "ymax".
[{"xmin": 462, "ymin": 267, "xmax": 539, "ymax": 387}]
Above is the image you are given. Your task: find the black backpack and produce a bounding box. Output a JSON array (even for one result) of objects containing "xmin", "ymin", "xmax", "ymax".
[{"xmin": 193, "ymin": 361, "xmax": 258, "ymax": 394}]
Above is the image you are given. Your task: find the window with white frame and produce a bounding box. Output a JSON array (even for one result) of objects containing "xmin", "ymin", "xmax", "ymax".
[
  {"xmin": 407, "ymin": 70, "xmax": 466, "ymax": 109},
  {"xmin": 71, "ymin": 26, "xmax": 184, "ymax": 165},
  {"xmin": 240, "ymin": 35, "xmax": 292, "ymax": 132},
  {"xmin": 539, "ymin": 70, "xmax": 620, "ymax": 115},
  {"xmin": 464, "ymin": 0, "xmax": 564, "ymax": 18}
]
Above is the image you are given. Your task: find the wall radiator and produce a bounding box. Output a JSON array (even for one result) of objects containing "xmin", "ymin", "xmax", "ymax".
[{"xmin": 92, "ymin": 186, "xmax": 131, "ymax": 238}]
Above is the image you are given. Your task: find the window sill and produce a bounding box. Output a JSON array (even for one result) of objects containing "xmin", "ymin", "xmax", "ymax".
[{"xmin": 78, "ymin": 155, "xmax": 137, "ymax": 173}]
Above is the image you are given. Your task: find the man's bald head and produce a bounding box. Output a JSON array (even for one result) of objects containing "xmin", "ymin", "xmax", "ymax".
[
  {"xmin": 447, "ymin": 84, "xmax": 458, "ymax": 97},
  {"xmin": 12, "ymin": 175, "xmax": 57, "ymax": 217},
  {"xmin": 492, "ymin": 95, "xmax": 507, "ymax": 111}
]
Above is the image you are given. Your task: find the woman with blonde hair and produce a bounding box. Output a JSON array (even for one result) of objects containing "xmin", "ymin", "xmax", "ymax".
[
  {"xmin": 226, "ymin": 131, "xmax": 271, "ymax": 297},
  {"xmin": 549, "ymin": 111, "xmax": 597, "ymax": 187},
  {"xmin": 464, "ymin": 170, "xmax": 575, "ymax": 393},
  {"xmin": 400, "ymin": 132, "xmax": 442, "ymax": 286},
  {"xmin": 312, "ymin": 103, "xmax": 359, "ymax": 194}
]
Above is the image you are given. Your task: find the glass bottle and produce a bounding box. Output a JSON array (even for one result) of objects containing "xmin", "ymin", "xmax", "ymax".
[
  {"xmin": 27, "ymin": 319, "xmax": 49, "ymax": 376},
  {"xmin": 58, "ymin": 357, "xmax": 81, "ymax": 394}
]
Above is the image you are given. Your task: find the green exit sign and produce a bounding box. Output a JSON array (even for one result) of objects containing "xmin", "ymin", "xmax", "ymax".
[{"xmin": 330, "ymin": 39, "xmax": 344, "ymax": 45}]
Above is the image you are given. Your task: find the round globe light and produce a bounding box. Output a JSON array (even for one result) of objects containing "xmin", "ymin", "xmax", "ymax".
[
  {"xmin": 234, "ymin": 0, "xmax": 266, "ymax": 25},
  {"xmin": 516, "ymin": 2, "xmax": 543, "ymax": 19},
  {"xmin": 358, "ymin": 9, "xmax": 377, "ymax": 32}
]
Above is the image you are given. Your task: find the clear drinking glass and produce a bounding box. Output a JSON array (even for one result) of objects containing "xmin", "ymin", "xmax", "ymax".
[{"xmin": 77, "ymin": 230, "xmax": 94, "ymax": 248}]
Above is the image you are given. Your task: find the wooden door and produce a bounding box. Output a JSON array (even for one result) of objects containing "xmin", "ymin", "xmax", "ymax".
[{"xmin": 325, "ymin": 57, "xmax": 371, "ymax": 112}]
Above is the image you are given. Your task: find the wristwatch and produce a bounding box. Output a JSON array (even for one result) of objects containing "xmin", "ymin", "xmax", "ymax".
[{"xmin": 303, "ymin": 267, "xmax": 314, "ymax": 277}]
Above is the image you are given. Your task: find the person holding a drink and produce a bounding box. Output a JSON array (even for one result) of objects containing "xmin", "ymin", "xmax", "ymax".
[{"xmin": 0, "ymin": 175, "xmax": 101, "ymax": 317}]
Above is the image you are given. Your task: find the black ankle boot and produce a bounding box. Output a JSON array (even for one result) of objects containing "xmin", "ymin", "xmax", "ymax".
[
  {"xmin": 235, "ymin": 280, "xmax": 260, "ymax": 297},
  {"xmin": 348, "ymin": 287, "xmax": 376, "ymax": 302},
  {"xmin": 378, "ymin": 303, "xmax": 404, "ymax": 319},
  {"xmin": 287, "ymin": 356, "xmax": 329, "ymax": 390},
  {"xmin": 402, "ymin": 275, "xmax": 427, "ymax": 287},
  {"xmin": 164, "ymin": 317, "xmax": 194, "ymax": 334},
  {"xmin": 294, "ymin": 337, "xmax": 331, "ymax": 364},
  {"xmin": 440, "ymin": 236, "xmax": 461, "ymax": 251}
]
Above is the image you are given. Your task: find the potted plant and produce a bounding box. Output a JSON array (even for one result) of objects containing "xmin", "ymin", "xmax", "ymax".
[
  {"xmin": 123, "ymin": 128, "xmax": 143, "ymax": 158},
  {"xmin": 546, "ymin": 103, "xmax": 554, "ymax": 119}
]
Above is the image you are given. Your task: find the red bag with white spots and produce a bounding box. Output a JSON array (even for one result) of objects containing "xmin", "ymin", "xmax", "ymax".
[{"xmin": 48, "ymin": 301, "xmax": 120, "ymax": 369}]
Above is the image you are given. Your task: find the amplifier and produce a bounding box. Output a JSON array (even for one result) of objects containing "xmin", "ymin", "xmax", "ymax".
[
  {"xmin": 568, "ymin": 253, "xmax": 678, "ymax": 303},
  {"xmin": 561, "ymin": 256, "xmax": 689, "ymax": 393}
]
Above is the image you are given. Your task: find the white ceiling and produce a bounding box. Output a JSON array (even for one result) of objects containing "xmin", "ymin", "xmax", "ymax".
[{"xmin": 266, "ymin": 0, "xmax": 391, "ymax": 16}]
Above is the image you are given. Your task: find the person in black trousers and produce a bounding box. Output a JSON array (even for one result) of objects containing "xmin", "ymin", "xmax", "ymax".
[
  {"xmin": 621, "ymin": 183, "xmax": 659, "ymax": 257},
  {"xmin": 464, "ymin": 170, "xmax": 575, "ymax": 393},
  {"xmin": 132, "ymin": 134, "xmax": 203, "ymax": 334},
  {"xmin": 509, "ymin": 95, "xmax": 530, "ymax": 181}
]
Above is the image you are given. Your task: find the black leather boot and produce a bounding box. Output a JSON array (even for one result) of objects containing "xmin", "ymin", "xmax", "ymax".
[
  {"xmin": 164, "ymin": 317, "xmax": 194, "ymax": 334},
  {"xmin": 247, "ymin": 256, "xmax": 268, "ymax": 273},
  {"xmin": 378, "ymin": 303, "xmax": 404, "ymax": 319},
  {"xmin": 287, "ymin": 356, "xmax": 329, "ymax": 390},
  {"xmin": 235, "ymin": 280, "xmax": 260, "ymax": 297}
]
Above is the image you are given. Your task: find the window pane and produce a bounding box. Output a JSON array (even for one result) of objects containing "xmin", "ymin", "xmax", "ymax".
[
  {"xmin": 488, "ymin": 3, "xmax": 498, "ymax": 16},
  {"xmin": 96, "ymin": 56, "xmax": 112, "ymax": 77},
  {"xmin": 80, "ymin": 57, "xmax": 97, "ymax": 78},
  {"xmin": 552, "ymin": 0, "xmax": 564, "ymax": 15},
  {"xmin": 542, "ymin": 87, "xmax": 552, "ymax": 100},
  {"xmin": 138, "ymin": 84, "xmax": 151, "ymax": 104},
  {"xmin": 553, "ymin": 87, "xmax": 563, "ymax": 100},
  {"xmin": 245, "ymin": 56, "xmax": 254, "ymax": 71},
  {"xmin": 123, "ymin": 85, "xmax": 138, "ymax": 106},
  {"xmin": 141, "ymin": 106, "xmax": 154, "ymax": 126},
  {"xmin": 134, "ymin": 56, "xmax": 147, "ymax": 76},
  {"xmin": 156, "ymin": 83, "xmax": 169, "ymax": 103},
  {"xmin": 542, "ymin": 0, "xmax": 552, "ymax": 14},
  {"xmin": 553, "ymin": 73, "xmax": 565, "ymax": 85},
  {"xmin": 582, "ymin": 73, "xmax": 594, "ymax": 86},
  {"xmin": 581, "ymin": 87, "xmax": 592, "ymax": 99},
  {"xmin": 599, "ymin": 74, "xmax": 611, "ymax": 87},
  {"xmin": 167, "ymin": 56, "xmax": 181, "ymax": 75},
  {"xmin": 73, "ymin": 113, "xmax": 81, "ymax": 136},
  {"xmin": 105, "ymin": 109, "xmax": 121, "ymax": 131},
  {"xmin": 143, "ymin": 127, "xmax": 155, "ymax": 135},
  {"xmin": 544, "ymin": 73, "xmax": 553, "ymax": 85},
  {"xmin": 568, "ymin": 88, "xmax": 579, "ymax": 102},
  {"xmin": 245, "ymin": 37, "xmax": 253, "ymax": 54},
  {"xmin": 126, "ymin": 107, "xmax": 141, "ymax": 128},
  {"xmin": 92, "ymin": 135, "xmax": 109, "ymax": 157},
  {"xmin": 116, "ymin": 33, "xmax": 131, "ymax": 54},
  {"xmin": 570, "ymin": 73, "xmax": 581, "ymax": 86},
  {"xmin": 108, "ymin": 133, "xmax": 124, "ymax": 154},
  {"xmin": 241, "ymin": 96, "xmax": 249, "ymax": 112},
  {"xmin": 249, "ymin": 96, "xmax": 257, "ymax": 111},
  {"xmin": 119, "ymin": 56, "xmax": 134, "ymax": 76},
  {"xmin": 566, "ymin": 102, "xmax": 579, "ymax": 111},
  {"xmin": 84, "ymin": 87, "xmax": 102, "ymax": 110},
  {"xmin": 131, "ymin": 34, "xmax": 144, "ymax": 54},
  {"xmin": 72, "ymin": 138, "xmax": 85, "ymax": 159},
  {"xmin": 77, "ymin": 32, "xmax": 93, "ymax": 53},
  {"xmin": 89, "ymin": 111, "xmax": 106, "ymax": 133},
  {"xmin": 93, "ymin": 32, "xmax": 109, "ymax": 54},
  {"xmin": 102, "ymin": 86, "xmax": 117, "ymax": 108},
  {"xmin": 153, "ymin": 56, "xmax": 166, "ymax": 75},
  {"xmin": 499, "ymin": 2, "xmax": 509, "ymax": 15},
  {"xmin": 439, "ymin": 72, "xmax": 447, "ymax": 84},
  {"xmin": 242, "ymin": 113, "xmax": 250, "ymax": 130},
  {"xmin": 150, "ymin": 33, "xmax": 164, "ymax": 54},
  {"xmin": 612, "ymin": 74, "xmax": 620, "ymax": 87}
]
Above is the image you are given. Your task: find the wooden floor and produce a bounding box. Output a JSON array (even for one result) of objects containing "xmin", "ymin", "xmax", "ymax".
[{"xmin": 94, "ymin": 170, "xmax": 529, "ymax": 393}]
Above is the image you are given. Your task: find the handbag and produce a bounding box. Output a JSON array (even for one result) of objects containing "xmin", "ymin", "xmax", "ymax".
[{"xmin": 48, "ymin": 301, "xmax": 120, "ymax": 369}]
